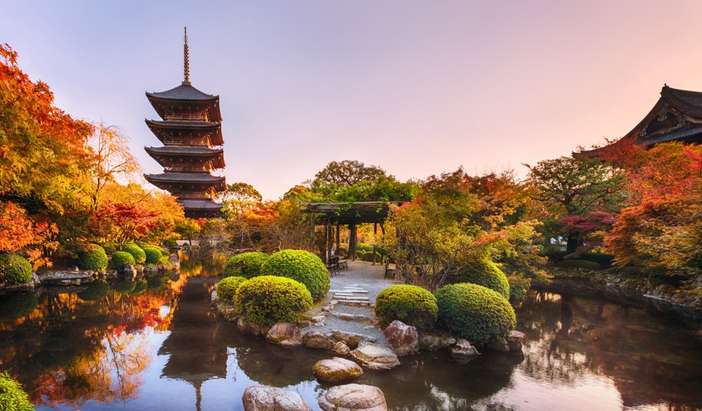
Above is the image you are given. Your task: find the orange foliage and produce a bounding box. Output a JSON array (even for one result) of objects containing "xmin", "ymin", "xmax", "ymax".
[{"xmin": 0, "ymin": 201, "xmax": 58, "ymax": 268}]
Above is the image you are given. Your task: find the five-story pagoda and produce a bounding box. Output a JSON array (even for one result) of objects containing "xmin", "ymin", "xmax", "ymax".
[{"xmin": 144, "ymin": 28, "xmax": 225, "ymax": 218}]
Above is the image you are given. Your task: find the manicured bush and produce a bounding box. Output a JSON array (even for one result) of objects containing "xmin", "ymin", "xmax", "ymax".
[
  {"xmin": 375, "ymin": 284, "xmax": 438, "ymax": 330},
  {"xmin": 78, "ymin": 244, "xmax": 108, "ymax": 272},
  {"xmin": 262, "ymin": 250, "xmax": 330, "ymax": 301},
  {"xmin": 235, "ymin": 275, "xmax": 313, "ymax": 327},
  {"xmin": 142, "ymin": 246, "xmax": 163, "ymax": 265},
  {"xmin": 556, "ymin": 259, "xmax": 602, "ymax": 270},
  {"xmin": 158, "ymin": 255, "xmax": 173, "ymax": 270},
  {"xmin": 216, "ymin": 276, "xmax": 247, "ymax": 304},
  {"xmin": 0, "ymin": 372, "xmax": 34, "ymax": 411},
  {"xmin": 436, "ymin": 283, "xmax": 516, "ymax": 345},
  {"xmin": 0, "ymin": 254, "xmax": 32, "ymax": 286},
  {"xmin": 122, "ymin": 243, "xmax": 146, "ymax": 265},
  {"xmin": 111, "ymin": 251, "xmax": 135, "ymax": 270},
  {"xmin": 507, "ymin": 273, "xmax": 532, "ymax": 302},
  {"xmin": 456, "ymin": 257, "xmax": 510, "ymax": 300},
  {"xmin": 222, "ymin": 252, "xmax": 269, "ymax": 278}
]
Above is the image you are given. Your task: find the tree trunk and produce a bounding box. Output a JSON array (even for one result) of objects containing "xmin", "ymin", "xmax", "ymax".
[
  {"xmin": 566, "ymin": 231, "xmax": 580, "ymax": 254},
  {"xmin": 349, "ymin": 223, "xmax": 358, "ymax": 260}
]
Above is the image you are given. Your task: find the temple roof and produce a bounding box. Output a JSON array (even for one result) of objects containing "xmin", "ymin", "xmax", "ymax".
[
  {"xmin": 145, "ymin": 146, "xmax": 225, "ymax": 169},
  {"xmin": 144, "ymin": 172, "xmax": 225, "ymax": 184},
  {"xmin": 146, "ymin": 83, "xmax": 218, "ymax": 101},
  {"xmin": 145, "ymin": 119, "xmax": 223, "ymax": 146},
  {"xmin": 178, "ymin": 199, "xmax": 223, "ymax": 210}
]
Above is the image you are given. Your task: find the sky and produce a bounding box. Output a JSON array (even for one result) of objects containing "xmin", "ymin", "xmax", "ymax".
[{"xmin": 3, "ymin": 0, "xmax": 702, "ymax": 199}]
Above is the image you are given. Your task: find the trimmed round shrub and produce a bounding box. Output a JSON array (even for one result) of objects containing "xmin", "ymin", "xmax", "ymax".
[
  {"xmin": 0, "ymin": 372, "xmax": 34, "ymax": 411},
  {"xmin": 262, "ymin": 250, "xmax": 330, "ymax": 301},
  {"xmin": 235, "ymin": 275, "xmax": 313, "ymax": 327},
  {"xmin": 436, "ymin": 283, "xmax": 516, "ymax": 345},
  {"xmin": 216, "ymin": 276, "xmax": 247, "ymax": 303},
  {"xmin": 142, "ymin": 246, "xmax": 163, "ymax": 265},
  {"xmin": 375, "ymin": 284, "xmax": 438, "ymax": 330},
  {"xmin": 122, "ymin": 243, "xmax": 146, "ymax": 264},
  {"xmin": 557, "ymin": 259, "xmax": 602, "ymax": 270},
  {"xmin": 222, "ymin": 252, "xmax": 269, "ymax": 278},
  {"xmin": 0, "ymin": 254, "xmax": 33, "ymax": 286},
  {"xmin": 78, "ymin": 244, "xmax": 108, "ymax": 272},
  {"xmin": 111, "ymin": 251, "xmax": 135, "ymax": 270},
  {"xmin": 456, "ymin": 257, "xmax": 510, "ymax": 300}
]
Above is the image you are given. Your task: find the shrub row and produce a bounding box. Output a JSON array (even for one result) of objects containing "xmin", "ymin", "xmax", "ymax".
[
  {"xmin": 0, "ymin": 254, "xmax": 33, "ymax": 286},
  {"xmin": 375, "ymin": 284, "xmax": 438, "ymax": 330},
  {"xmin": 456, "ymin": 257, "xmax": 510, "ymax": 300},
  {"xmin": 223, "ymin": 251, "xmax": 269, "ymax": 278}
]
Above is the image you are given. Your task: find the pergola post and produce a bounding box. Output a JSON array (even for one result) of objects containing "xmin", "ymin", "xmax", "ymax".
[
  {"xmin": 349, "ymin": 223, "xmax": 357, "ymax": 260},
  {"xmin": 335, "ymin": 223, "xmax": 341, "ymax": 256}
]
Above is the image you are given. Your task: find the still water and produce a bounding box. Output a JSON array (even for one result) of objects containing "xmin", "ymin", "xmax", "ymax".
[{"xmin": 0, "ymin": 273, "xmax": 700, "ymax": 411}]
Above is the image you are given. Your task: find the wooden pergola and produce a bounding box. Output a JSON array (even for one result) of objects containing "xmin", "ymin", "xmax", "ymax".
[{"xmin": 304, "ymin": 201, "xmax": 401, "ymax": 263}]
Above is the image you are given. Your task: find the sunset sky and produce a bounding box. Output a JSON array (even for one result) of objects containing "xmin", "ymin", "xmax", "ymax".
[{"xmin": 4, "ymin": 0, "xmax": 702, "ymax": 198}]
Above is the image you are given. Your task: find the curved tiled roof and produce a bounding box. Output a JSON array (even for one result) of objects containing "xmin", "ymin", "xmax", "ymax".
[{"xmin": 146, "ymin": 83, "xmax": 217, "ymax": 101}]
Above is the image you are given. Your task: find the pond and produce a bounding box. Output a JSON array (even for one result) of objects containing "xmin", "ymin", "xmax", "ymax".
[{"xmin": 0, "ymin": 274, "xmax": 700, "ymax": 411}]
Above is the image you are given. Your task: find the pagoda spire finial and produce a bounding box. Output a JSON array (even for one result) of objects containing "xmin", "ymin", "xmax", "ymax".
[{"xmin": 183, "ymin": 26, "xmax": 191, "ymax": 85}]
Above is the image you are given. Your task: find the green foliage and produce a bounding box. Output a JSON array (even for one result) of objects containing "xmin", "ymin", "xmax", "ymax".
[
  {"xmin": 110, "ymin": 251, "xmax": 135, "ymax": 270},
  {"xmin": 122, "ymin": 243, "xmax": 146, "ymax": 264},
  {"xmin": 455, "ymin": 257, "xmax": 510, "ymax": 299},
  {"xmin": 556, "ymin": 259, "xmax": 602, "ymax": 270},
  {"xmin": 235, "ymin": 275, "xmax": 313, "ymax": 327},
  {"xmin": 507, "ymin": 273, "xmax": 532, "ymax": 302},
  {"xmin": 223, "ymin": 252, "xmax": 269, "ymax": 278},
  {"xmin": 262, "ymin": 249, "xmax": 330, "ymax": 301},
  {"xmin": 0, "ymin": 372, "xmax": 34, "ymax": 411},
  {"xmin": 142, "ymin": 246, "xmax": 163, "ymax": 265},
  {"xmin": 216, "ymin": 276, "xmax": 247, "ymax": 304},
  {"xmin": 78, "ymin": 244, "xmax": 108, "ymax": 272},
  {"xmin": 375, "ymin": 284, "xmax": 438, "ymax": 330},
  {"xmin": 157, "ymin": 255, "xmax": 172, "ymax": 269},
  {"xmin": 0, "ymin": 254, "xmax": 32, "ymax": 286},
  {"xmin": 436, "ymin": 283, "xmax": 516, "ymax": 344}
]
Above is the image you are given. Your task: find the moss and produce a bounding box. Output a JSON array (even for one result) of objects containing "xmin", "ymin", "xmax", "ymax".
[
  {"xmin": 78, "ymin": 244, "xmax": 108, "ymax": 272},
  {"xmin": 216, "ymin": 276, "xmax": 247, "ymax": 304},
  {"xmin": 142, "ymin": 246, "xmax": 163, "ymax": 265},
  {"xmin": 122, "ymin": 243, "xmax": 146, "ymax": 265},
  {"xmin": 375, "ymin": 284, "xmax": 438, "ymax": 330},
  {"xmin": 110, "ymin": 251, "xmax": 135, "ymax": 270},
  {"xmin": 0, "ymin": 254, "xmax": 32, "ymax": 286},
  {"xmin": 262, "ymin": 250, "xmax": 330, "ymax": 301},
  {"xmin": 235, "ymin": 275, "xmax": 313, "ymax": 327},
  {"xmin": 436, "ymin": 283, "xmax": 516, "ymax": 344},
  {"xmin": 222, "ymin": 252, "xmax": 269, "ymax": 278},
  {"xmin": 557, "ymin": 259, "xmax": 603, "ymax": 270},
  {"xmin": 0, "ymin": 372, "xmax": 34, "ymax": 411},
  {"xmin": 455, "ymin": 257, "xmax": 510, "ymax": 299}
]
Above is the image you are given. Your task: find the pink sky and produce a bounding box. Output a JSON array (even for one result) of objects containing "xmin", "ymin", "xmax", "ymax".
[{"xmin": 3, "ymin": 1, "xmax": 702, "ymax": 198}]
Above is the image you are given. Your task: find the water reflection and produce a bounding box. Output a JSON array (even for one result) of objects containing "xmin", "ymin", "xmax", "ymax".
[{"xmin": 0, "ymin": 278, "xmax": 700, "ymax": 410}]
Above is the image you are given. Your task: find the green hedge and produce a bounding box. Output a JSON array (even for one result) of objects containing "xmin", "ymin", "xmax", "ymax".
[
  {"xmin": 235, "ymin": 275, "xmax": 313, "ymax": 327},
  {"xmin": 556, "ymin": 259, "xmax": 602, "ymax": 270},
  {"xmin": 122, "ymin": 243, "xmax": 146, "ymax": 265},
  {"xmin": 0, "ymin": 372, "xmax": 34, "ymax": 411},
  {"xmin": 216, "ymin": 276, "xmax": 247, "ymax": 304},
  {"xmin": 223, "ymin": 252, "xmax": 269, "ymax": 278},
  {"xmin": 78, "ymin": 244, "xmax": 108, "ymax": 272},
  {"xmin": 111, "ymin": 251, "xmax": 135, "ymax": 270},
  {"xmin": 375, "ymin": 284, "xmax": 438, "ymax": 330},
  {"xmin": 436, "ymin": 283, "xmax": 516, "ymax": 345},
  {"xmin": 262, "ymin": 250, "xmax": 330, "ymax": 301},
  {"xmin": 0, "ymin": 254, "xmax": 32, "ymax": 286},
  {"xmin": 456, "ymin": 257, "xmax": 510, "ymax": 299},
  {"xmin": 142, "ymin": 246, "xmax": 163, "ymax": 265}
]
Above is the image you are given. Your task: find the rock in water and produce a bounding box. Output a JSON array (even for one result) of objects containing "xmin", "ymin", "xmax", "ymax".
[
  {"xmin": 507, "ymin": 330, "xmax": 526, "ymax": 352},
  {"xmin": 332, "ymin": 341, "xmax": 351, "ymax": 356},
  {"xmin": 318, "ymin": 384, "xmax": 387, "ymax": 411},
  {"xmin": 350, "ymin": 343, "xmax": 400, "ymax": 370},
  {"xmin": 303, "ymin": 330, "xmax": 335, "ymax": 350},
  {"xmin": 266, "ymin": 323, "xmax": 303, "ymax": 347},
  {"xmin": 418, "ymin": 332, "xmax": 456, "ymax": 351},
  {"xmin": 450, "ymin": 339, "xmax": 480, "ymax": 361},
  {"xmin": 242, "ymin": 385, "xmax": 310, "ymax": 411},
  {"xmin": 383, "ymin": 320, "xmax": 418, "ymax": 356},
  {"xmin": 313, "ymin": 357, "xmax": 364, "ymax": 384},
  {"xmin": 237, "ymin": 318, "xmax": 270, "ymax": 336}
]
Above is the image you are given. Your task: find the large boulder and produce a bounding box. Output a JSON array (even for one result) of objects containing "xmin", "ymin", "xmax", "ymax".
[
  {"xmin": 237, "ymin": 318, "xmax": 271, "ymax": 336},
  {"xmin": 383, "ymin": 320, "xmax": 418, "ymax": 357},
  {"xmin": 332, "ymin": 341, "xmax": 351, "ymax": 356},
  {"xmin": 418, "ymin": 332, "xmax": 456, "ymax": 351},
  {"xmin": 331, "ymin": 330, "xmax": 374, "ymax": 349},
  {"xmin": 303, "ymin": 330, "xmax": 335, "ymax": 350},
  {"xmin": 450, "ymin": 338, "xmax": 480, "ymax": 361},
  {"xmin": 266, "ymin": 323, "xmax": 303, "ymax": 347},
  {"xmin": 242, "ymin": 385, "xmax": 310, "ymax": 411},
  {"xmin": 318, "ymin": 384, "xmax": 387, "ymax": 411},
  {"xmin": 313, "ymin": 357, "xmax": 364, "ymax": 384},
  {"xmin": 350, "ymin": 343, "xmax": 400, "ymax": 370}
]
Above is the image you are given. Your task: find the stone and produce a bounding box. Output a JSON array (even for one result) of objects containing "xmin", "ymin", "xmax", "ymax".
[
  {"xmin": 311, "ymin": 315, "xmax": 326, "ymax": 324},
  {"xmin": 210, "ymin": 289, "xmax": 219, "ymax": 305},
  {"xmin": 507, "ymin": 330, "xmax": 526, "ymax": 352},
  {"xmin": 237, "ymin": 318, "xmax": 270, "ymax": 336},
  {"xmin": 313, "ymin": 357, "xmax": 364, "ymax": 384},
  {"xmin": 487, "ymin": 336, "xmax": 510, "ymax": 352},
  {"xmin": 383, "ymin": 320, "xmax": 418, "ymax": 357},
  {"xmin": 318, "ymin": 384, "xmax": 387, "ymax": 411},
  {"xmin": 331, "ymin": 330, "xmax": 375, "ymax": 349},
  {"xmin": 332, "ymin": 341, "xmax": 351, "ymax": 356},
  {"xmin": 266, "ymin": 323, "xmax": 303, "ymax": 347},
  {"xmin": 350, "ymin": 343, "xmax": 400, "ymax": 370},
  {"xmin": 418, "ymin": 332, "xmax": 456, "ymax": 351},
  {"xmin": 119, "ymin": 264, "xmax": 138, "ymax": 280},
  {"xmin": 450, "ymin": 339, "xmax": 480, "ymax": 361},
  {"xmin": 303, "ymin": 330, "xmax": 335, "ymax": 350},
  {"xmin": 242, "ymin": 385, "xmax": 310, "ymax": 411}
]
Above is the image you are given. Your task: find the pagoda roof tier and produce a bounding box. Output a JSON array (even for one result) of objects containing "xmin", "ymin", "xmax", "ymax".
[
  {"xmin": 145, "ymin": 146, "xmax": 225, "ymax": 169},
  {"xmin": 145, "ymin": 119, "xmax": 223, "ymax": 146},
  {"xmin": 144, "ymin": 172, "xmax": 226, "ymax": 192},
  {"xmin": 179, "ymin": 199, "xmax": 223, "ymax": 218},
  {"xmin": 146, "ymin": 83, "xmax": 221, "ymax": 122}
]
